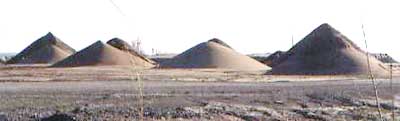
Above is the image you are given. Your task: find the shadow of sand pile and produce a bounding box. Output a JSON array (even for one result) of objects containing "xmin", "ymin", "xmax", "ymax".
[
  {"xmin": 52, "ymin": 40, "xmax": 154, "ymax": 68},
  {"xmin": 106, "ymin": 38, "xmax": 155, "ymax": 64},
  {"xmin": 6, "ymin": 32, "xmax": 76, "ymax": 64},
  {"xmin": 161, "ymin": 38, "xmax": 270, "ymax": 71},
  {"xmin": 268, "ymin": 23, "xmax": 388, "ymax": 76}
]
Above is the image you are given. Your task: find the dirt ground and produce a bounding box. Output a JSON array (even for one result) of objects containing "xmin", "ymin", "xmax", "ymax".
[{"xmin": 0, "ymin": 65, "xmax": 400, "ymax": 121}]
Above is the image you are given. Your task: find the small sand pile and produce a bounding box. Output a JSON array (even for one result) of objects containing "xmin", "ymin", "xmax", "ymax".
[
  {"xmin": 372, "ymin": 53, "xmax": 398, "ymax": 63},
  {"xmin": 161, "ymin": 38, "xmax": 270, "ymax": 71},
  {"xmin": 268, "ymin": 23, "xmax": 388, "ymax": 75},
  {"xmin": 262, "ymin": 51, "xmax": 286, "ymax": 67},
  {"xmin": 6, "ymin": 32, "xmax": 76, "ymax": 64},
  {"xmin": 0, "ymin": 57, "xmax": 5, "ymax": 64},
  {"xmin": 52, "ymin": 41, "xmax": 154, "ymax": 67},
  {"xmin": 106, "ymin": 38, "xmax": 155, "ymax": 64}
]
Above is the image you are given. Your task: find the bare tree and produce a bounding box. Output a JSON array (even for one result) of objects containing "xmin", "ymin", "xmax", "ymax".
[{"xmin": 131, "ymin": 37, "xmax": 145, "ymax": 55}]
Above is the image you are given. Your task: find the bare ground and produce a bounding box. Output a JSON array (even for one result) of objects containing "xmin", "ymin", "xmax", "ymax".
[{"xmin": 0, "ymin": 65, "xmax": 400, "ymax": 120}]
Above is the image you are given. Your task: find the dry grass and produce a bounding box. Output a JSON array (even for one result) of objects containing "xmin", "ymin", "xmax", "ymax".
[
  {"xmin": 390, "ymin": 64, "xmax": 395, "ymax": 120},
  {"xmin": 136, "ymin": 72, "xmax": 144, "ymax": 121}
]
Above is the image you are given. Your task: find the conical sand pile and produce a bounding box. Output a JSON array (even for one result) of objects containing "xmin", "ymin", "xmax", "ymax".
[
  {"xmin": 269, "ymin": 23, "xmax": 388, "ymax": 75},
  {"xmin": 106, "ymin": 38, "xmax": 155, "ymax": 64},
  {"xmin": 162, "ymin": 38, "xmax": 270, "ymax": 70},
  {"xmin": 52, "ymin": 41, "xmax": 154, "ymax": 67},
  {"xmin": 7, "ymin": 32, "xmax": 75, "ymax": 64}
]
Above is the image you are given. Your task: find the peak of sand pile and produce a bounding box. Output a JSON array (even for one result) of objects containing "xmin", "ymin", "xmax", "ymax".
[
  {"xmin": 106, "ymin": 38, "xmax": 155, "ymax": 64},
  {"xmin": 161, "ymin": 39, "xmax": 270, "ymax": 71},
  {"xmin": 268, "ymin": 23, "xmax": 388, "ymax": 76},
  {"xmin": 289, "ymin": 23, "xmax": 363, "ymax": 52},
  {"xmin": 208, "ymin": 38, "xmax": 233, "ymax": 49},
  {"xmin": 52, "ymin": 41, "xmax": 154, "ymax": 67},
  {"xmin": 7, "ymin": 32, "xmax": 76, "ymax": 64},
  {"xmin": 106, "ymin": 38, "xmax": 133, "ymax": 51}
]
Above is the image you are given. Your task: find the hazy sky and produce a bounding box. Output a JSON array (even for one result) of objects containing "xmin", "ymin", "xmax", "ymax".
[{"xmin": 0, "ymin": 0, "xmax": 399, "ymax": 59}]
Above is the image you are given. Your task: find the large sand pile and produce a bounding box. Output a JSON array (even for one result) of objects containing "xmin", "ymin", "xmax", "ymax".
[
  {"xmin": 161, "ymin": 38, "xmax": 270, "ymax": 70},
  {"xmin": 268, "ymin": 23, "xmax": 388, "ymax": 75},
  {"xmin": 106, "ymin": 38, "xmax": 155, "ymax": 64},
  {"xmin": 6, "ymin": 32, "xmax": 75, "ymax": 64},
  {"xmin": 52, "ymin": 41, "xmax": 154, "ymax": 67}
]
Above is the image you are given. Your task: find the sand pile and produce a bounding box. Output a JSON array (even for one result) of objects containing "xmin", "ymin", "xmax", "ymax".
[
  {"xmin": 52, "ymin": 41, "xmax": 154, "ymax": 67},
  {"xmin": 106, "ymin": 38, "xmax": 155, "ymax": 64},
  {"xmin": 262, "ymin": 51, "xmax": 286, "ymax": 67},
  {"xmin": 161, "ymin": 38, "xmax": 270, "ymax": 70},
  {"xmin": 6, "ymin": 32, "xmax": 75, "ymax": 64},
  {"xmin": 268, "ymin": 23, "xmax": 388, "ymax": 75},
  {"xmin": 0, "ymin": 57, "xmax": 5, "ymax": 65},
  {"xmin": 372, "ymin": 53, "xmax": 398, "ymax": 63}
]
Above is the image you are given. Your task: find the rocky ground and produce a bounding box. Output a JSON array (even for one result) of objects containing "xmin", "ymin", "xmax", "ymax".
[{"xmin": 0, "ymin": 65, "xmax": 399, "ymax": 121}]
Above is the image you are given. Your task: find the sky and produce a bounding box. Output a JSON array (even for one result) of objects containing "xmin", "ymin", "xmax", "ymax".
[{"xmin": 0, "ymin": 0, "xmax": 399, "ymax": 59}]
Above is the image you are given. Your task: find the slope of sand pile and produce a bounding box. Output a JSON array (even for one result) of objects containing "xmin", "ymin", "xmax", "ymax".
[
  {"xmin": 52, "ymin": 41, "xmax": 154, "ymax": 67},
  {"xmin": 269, "ymin": 23, "xmax": 388, "ymax": 75},
  {"xmin": 264, "ymin": 52, "xmax": 399, "ymax": 65},
  {"xmin": 6, "ymin": 32, "xmax": 76, "ymax": 64},
  {"xmin": 106, "ymin": 38, "xmax": 155, "ymax": 64},
  {"xmin": 161, "ymin": 38, "xmax": 270, "ymax": 71}
]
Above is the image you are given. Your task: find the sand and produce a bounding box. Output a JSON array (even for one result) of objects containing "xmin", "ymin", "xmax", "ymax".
[
  {"xmin": 372, "ymin": 53, "xmax": 398, "ymax": 63},
  {"xmin": 262, "ymin": 51, "xmax": 286, "ymax": 67},
  {"xmin": 106, "ymin": 38, "xmax": 155, "ymax": 64},
  {"xmin": 269, "ymin": 23, "xmax": 389, "ymax": 76},
  {"xmin": 0, "ymin": 59, "xmax": 4, "ymax": 65},
  {"xmin": 52, "ymin": 41, "xmax": 154, "ymax": 67},
  {"xmin": 6, "ymin": 32, "xmax": 75, "ymax": 64},
  {"xmin": 208, "ymin": 38, "xmax": 233, "ymax": 49},
  {"xmin": 161, "ymin": 39, "xmax": 270, "ymax": 71}
]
